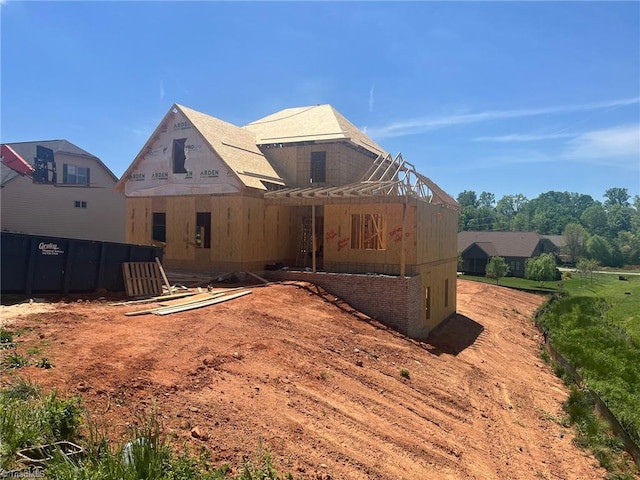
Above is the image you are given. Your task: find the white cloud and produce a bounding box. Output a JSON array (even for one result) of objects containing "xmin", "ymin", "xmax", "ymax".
[
  {"xmin": 563, "ymin": 124, "xmax": 640, "ymax": 169},
  {"xmin": 160, "ymin": 80, "xmax": 165, "ymax": 101},
  {"xmin": 369, "ymin": 84, "xmax": 375, "ymax": 113},
  {"xmin": 474, "ymin": 133, "xmax": 576, "ymax": 142},
  {"xmin": 366, "ymin": 97, "xmax": 640, "ymax": 139}
]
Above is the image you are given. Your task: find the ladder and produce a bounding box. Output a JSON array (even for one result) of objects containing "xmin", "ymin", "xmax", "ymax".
[{"xmin": 296, "ymin": 217, "xmax": 313, "ymax": 268}]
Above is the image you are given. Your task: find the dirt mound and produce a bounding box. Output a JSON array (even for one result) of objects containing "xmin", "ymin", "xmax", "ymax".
[{"xmin": 1, "ymin": 279, "xmax": 605, "ymax": 479}]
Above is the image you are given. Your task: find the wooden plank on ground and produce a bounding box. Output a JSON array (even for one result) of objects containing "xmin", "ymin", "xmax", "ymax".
[
  {"xmin": 124, "ymin": 291, "xmax": 231, "ymax": 316},
  {"xmin": 109, "ymin": 291, "xmax": 196, "ymax": 306},
  {"xmin": 154, "ymin": 290, "xmax": 251, "ymax": 316},
  {"xmin": 122, "ymin": 262, "xmax": 163, "ymax": 297}
]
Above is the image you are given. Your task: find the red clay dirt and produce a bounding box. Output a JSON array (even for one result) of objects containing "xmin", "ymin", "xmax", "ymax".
[{"xmin": 0, "ymin": 279, "xmax": 606, "ymax": 479}]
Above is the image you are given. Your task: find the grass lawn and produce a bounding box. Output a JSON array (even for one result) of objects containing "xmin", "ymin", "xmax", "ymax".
[
  {"xmin": 563, "ymin": 273, "xmax": 640, "ymax": 345},
  {"xmin": 458, "ymin": 274, "xmax": 562, "ymax": 293}
]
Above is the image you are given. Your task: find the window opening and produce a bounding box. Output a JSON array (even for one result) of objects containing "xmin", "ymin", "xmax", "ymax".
[
  {"xmin": 196, "ymin": 212, "xmax": 211, "ymax": 248},
  {"xmin": 351, "ymin": 214, "xmax": 386, "ymax": 250},
  {"xmin": 172, "ymin": 138, "xmax": 187, "ymax": 173},
  {"xmin": 152, "ymin": 213, "xmax": 166, "ymax": 242}
]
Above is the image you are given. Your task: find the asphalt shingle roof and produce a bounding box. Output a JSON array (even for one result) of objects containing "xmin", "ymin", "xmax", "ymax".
[{"xmin": 458, "ymin": 231, "xmax": 548, "ymax": 258}]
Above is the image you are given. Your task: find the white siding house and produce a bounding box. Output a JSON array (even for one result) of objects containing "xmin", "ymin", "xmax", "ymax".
[{"xmin": 1, "ymin": 140, "xmax": 125, "ymax": 243}]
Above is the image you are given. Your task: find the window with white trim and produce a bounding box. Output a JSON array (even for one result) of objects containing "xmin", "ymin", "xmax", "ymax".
[{"xmin": 63, "ymin": 164, "xmax": 90, "ymax": 185}]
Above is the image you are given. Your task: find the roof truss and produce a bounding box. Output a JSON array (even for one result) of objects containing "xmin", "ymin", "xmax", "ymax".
[{"xmin": 265, "ymin": 152, "xmax": 460, "ymax": 210}]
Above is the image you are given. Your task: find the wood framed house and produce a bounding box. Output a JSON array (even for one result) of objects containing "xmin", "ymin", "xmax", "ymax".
[
  {"xmin": 116, "ymin": 104, "xmax": 459, "ymax": 339},
  {"xmin": 1, "ymin": 140, "xmax": 125, "ymax": 243},
  {"xmin": 458, "ymin": 231, "xmax": 558, "ymax": 277}
]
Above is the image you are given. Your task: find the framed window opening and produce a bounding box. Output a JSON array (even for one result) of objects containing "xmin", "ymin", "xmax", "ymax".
[
  {"xmin": 152, "ymin": 212, "xmax": 166, "ymax": 243},
  {"xmin": 350, "ymin": 213, "xmax": 386, "ymax": 250},
  {"xmin": 172, "ymin": 138, "xmax": 187, "ymax": 174},
  {"xmin": 73, "ymin": 200, "xmax": 87, "ymax": 208},
  {"xmin": 196, "ymin": 212, "xmax": 211, "ymax": 248}
]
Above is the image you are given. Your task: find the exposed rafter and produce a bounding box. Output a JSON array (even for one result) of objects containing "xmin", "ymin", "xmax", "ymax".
[{"xmin": 264, "ymin": 152, "xmax": 460, "ymax": 211}]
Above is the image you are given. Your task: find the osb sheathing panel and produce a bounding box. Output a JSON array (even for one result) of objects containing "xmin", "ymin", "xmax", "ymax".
[
  {"xmin": 263, "ymin": 143, "xmax": 375, "ymax": 188},
  {"xmin": 126, "ymin": 198, "xmax": 152, "ymax": 245},
  {"xmin": 166, "ymin": 196, "xmax": 195, "ymax": 260},
  {"xmin": 416, "ymin": 202, "xmax": 458, "ymax": 264},
  {"xmin": 324, "ymin": 203, "xmax": 407, "ymax": 269},
  {"xmin": 415, "ymin": 261, "xmax": 457, "ymax": 335}
]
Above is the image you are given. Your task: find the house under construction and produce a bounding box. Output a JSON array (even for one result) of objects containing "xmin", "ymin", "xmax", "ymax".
[{"xmin": 115, "ymin": 104, "xmax": 459, "ymax": 339}]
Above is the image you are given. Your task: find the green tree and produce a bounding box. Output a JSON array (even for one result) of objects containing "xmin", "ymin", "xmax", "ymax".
[
  {"xmin": 525, "ymin": 253, "xmax": 560, "ymax": 286},
  {"xmin": 457, "ymin": 190, "xmax": 478, "ymax": 209},
  {"xmin": 496, "ymin": 194, "xmax": 528, "ymax": 230},
  {"xmin": 580, "ymin": 204, "xmax": 608, "ymax": 237},
  {"xmin": 586, "ymin": 235, "xmax": 612, "ymax": 266},
  {"xmin": 604, "ymin": 187, "xmax": 630, "ymax": 208},
  {"xmin": 511, "ymin": 211, "xmax": 530, "ymax": 231},
  {"xmin": 607, "ymin": 204, "xmax": 632, "ymax": 238},
  {"xmin": 563, "ymin": 222, "xmax": 587, "ymax": 264},
  {"xmin": 617, "ymin": 231, "xmax": 640, "ymax": 265},
  {"xmin": 478, "ymin": 192, "xmax": 496, "ymax": 209},
  {"xmin": 576, "ymin": 257, "xmax": 600, "ymax": 284},
  {"xmin": 485, "ymin": 256, "xmax": 509, "ymax": 285}
]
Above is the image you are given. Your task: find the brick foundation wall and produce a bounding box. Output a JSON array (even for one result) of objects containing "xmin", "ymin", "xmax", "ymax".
[{"xmin": 264, "ymin": 270, "xmax": 423, "ymax": 338}]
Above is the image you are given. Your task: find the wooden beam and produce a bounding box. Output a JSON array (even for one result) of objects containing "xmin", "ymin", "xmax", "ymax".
[
  {"xmin": 124, "ymin": 291, "xmax": 231, "ymax": 316},
  {"xmin": 154, "ymin": 290, "xmax": 252, "ymax": 316},
  {"xmin": 155, "ymin": 257, "xmax": 173, "ymax": 294},
  {"xmin": 109, "ymin": 291, "xmax": 196, "ymax": 306}
]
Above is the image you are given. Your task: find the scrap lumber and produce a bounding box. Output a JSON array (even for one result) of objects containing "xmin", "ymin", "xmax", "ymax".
[
  {"xmin": 157, "ymin": 292, "xmax": 217, "ymax": 307},
  {"xmin": 124, "ymin": 289, "xmax": 245, "ymax": 316},
  {"xmin": 155, "ymin": 257, "xmax": 173, "ymax": 294},
  {"xmin": 154, "ymin": 290, "xmax": 252, "ymax": 316},
  {"xmin": 122, "ymin": 262, "xmax": 163, "ymax": 297},
  {"xmin": 109, "ymin": 291, "xmax": 196, "ymax": 307},
  {"xmin": 245, "ymin": 271, "xmax": 272, "ymax": 285}
]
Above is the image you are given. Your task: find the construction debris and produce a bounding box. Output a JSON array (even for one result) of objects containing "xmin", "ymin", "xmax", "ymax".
[{"xmin": 125, "ymin": 289, "xmax": 251, "ymax": 316}]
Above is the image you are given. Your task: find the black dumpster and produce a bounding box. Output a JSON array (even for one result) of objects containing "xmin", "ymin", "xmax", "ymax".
[{"xmin": 1, "ymin": 232, "xmax": 163, "ymax": 295}]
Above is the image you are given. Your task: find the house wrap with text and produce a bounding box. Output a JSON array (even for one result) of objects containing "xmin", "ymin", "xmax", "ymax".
[{"xmin": 116, "ymin": 104, "xmax": 459, "ymax": 339}]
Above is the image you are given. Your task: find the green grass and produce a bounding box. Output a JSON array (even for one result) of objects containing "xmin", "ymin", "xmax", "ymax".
[
  {"xmin": 535, "ymin": 272, "xmax": 640, "ymax": 476},
  {"xmin": 562, "ymin": 385, "xmax": 636, "ymax": 477},
  {"xmin": 459, "ymin": 274, "xmax": 562, "ymax": 293},
  {"xmin": 563, "ymin": 273, "xmax": 640, "ymax": 346},
  {"xmin": 0, "ymin": 378, "xmax": 297, "ymax": 479}
]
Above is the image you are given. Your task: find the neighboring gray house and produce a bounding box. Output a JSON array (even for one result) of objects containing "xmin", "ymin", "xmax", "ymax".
[
  {"xmin": 1, "ymin": 140, "xmax": 125, "ymax": 243},
  {"xmin": 458, "ymin": 231, "xmax": 558, "ymax": 277}
]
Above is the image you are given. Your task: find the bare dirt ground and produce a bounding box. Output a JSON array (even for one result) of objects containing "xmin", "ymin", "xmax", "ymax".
[{"xmin": 0, "ymin": 279, "xmax": 606, "ymax": 479}]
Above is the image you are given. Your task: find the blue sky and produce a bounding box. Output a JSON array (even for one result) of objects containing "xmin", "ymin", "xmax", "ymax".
[{"xmin": 2, "ymin": 1, "xmax": 639, "ymax": 203}]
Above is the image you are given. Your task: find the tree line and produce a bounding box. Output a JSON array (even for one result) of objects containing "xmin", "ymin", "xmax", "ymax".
[{"xmin": 457, "ymin": 187, "xmax": 640, "ymax": 267}]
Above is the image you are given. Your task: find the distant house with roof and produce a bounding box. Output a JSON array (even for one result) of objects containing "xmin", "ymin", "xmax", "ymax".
[
  {"xmin": 1, "ymin": 140, "xmax": 125, "ymax": 243},
  {"xmin": 458, "ymin": 231, "xmax": 558, "ymax": 277},
  {"xmin": 115, "ymin": 103, "xmax": 459, "ymax": 339}
]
